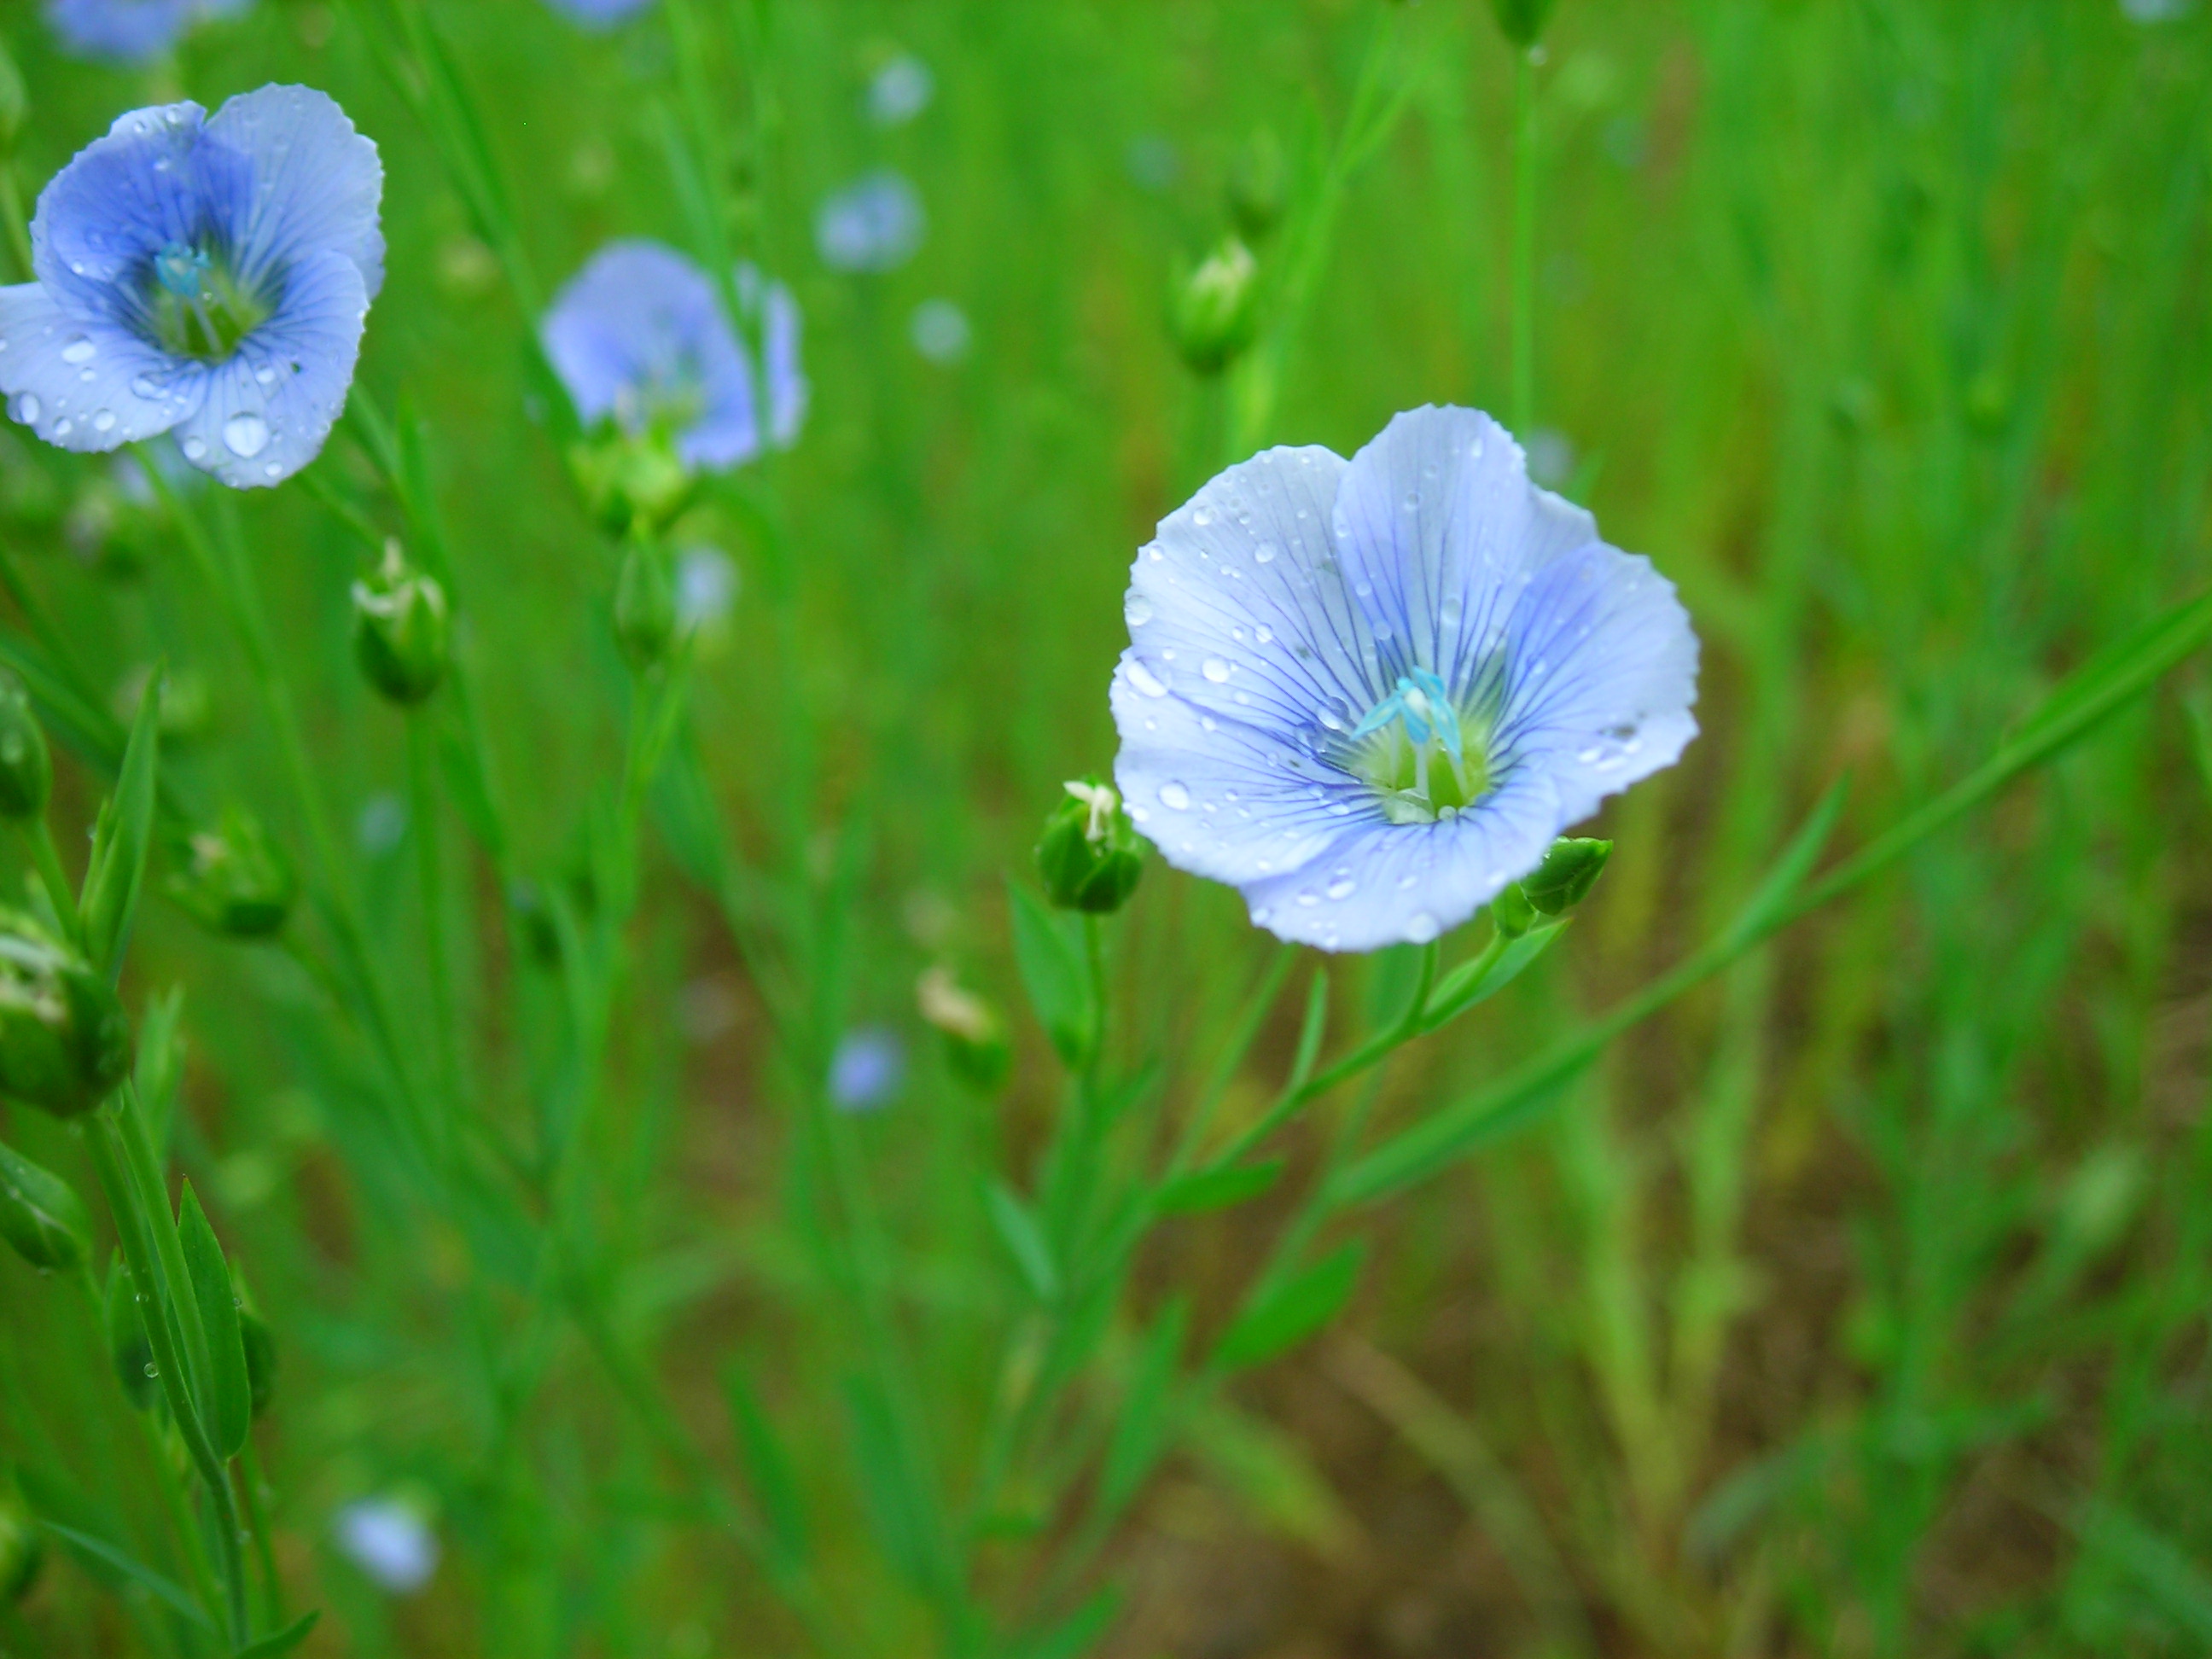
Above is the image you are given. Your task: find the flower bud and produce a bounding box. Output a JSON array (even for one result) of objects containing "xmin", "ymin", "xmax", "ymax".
[
  {"xmin": 1520, "ymin": 837, "xmax": 1611, "ymax": 916},
  {"xmin": 352, "ymin": 540, "xmax": 451, "ymax": 706},
  {"xmin": 1490, "ymin": 881, "xmax": 1538, "ymax": 939},
  {"xmin": 917, "ymin": 965, "xmax": 1010, "ymax": 1093},
  {"xmin": 0, "ymin": 917, "xmax": 131, "ymax": 1118},
  {"xmin": 0, "ymin": 1138, "xmax": 91, "ymax": 1272},
  {"xmin": 0, "ymin": 1470, "xmax": 38, "ymax": 1610},
  {"xmin": 614, "ymin": 540, "xmax": 677, "ymax": 672},
  {"xmin": 568, "ymin": 432, "xmax": 696, "ymax": 539},
  {"xmin": 0, "ymin": 673, "xmax": 51, "ymax": 823},
  {"xmin": 105, "ymin": 1254, "xmax": 158, "ymax": 1412},
  {"xmin": 166, "ymin": 808, "xmax": 295, "ymax": 940},
  {"xmin": 1169, "ymin": 236, "xmax": 1260, "ymax": 376},
  {"xmin": 1227, "ymin": 128, "xmax": 1287, "ymax": 242},
  {"xmin": 1036, "ymin": 778, "xmax": 1145, "ymax": 914},
  {"xmin": 1491, "ymin": 0, "xmax": 1560, "ymax": 47}
]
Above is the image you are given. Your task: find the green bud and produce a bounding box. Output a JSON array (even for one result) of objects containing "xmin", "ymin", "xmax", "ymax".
[
  {"xmin": 1169, "ymin": 236, "xmax": 1260, "ymax": 376},
  {"xmin": 1491, "ymin": 0, "xmax": 1559, "ymax": 48},
  {"xmin": 0, "ymin": 1138, "xmax": 92, "ymax": 1271},
  {"xmin": 0, "ymin": 1470, "xmax": 38, "ymax": 1609},
  {"xmin": 1490, "ymin": 882, "xmax": 1538, "ymax": 939},
  {"xmin": 0, "ymin": 672, "xmax": 51, "ymax": 822},
  {"xmin": 166, "ymin": 807, "xmax": 296, "ymax": 940},
  {"xmin": 105, "ymin": 1254, "xmax": 158, "ymax": 1412},
  {"xmin": 0, "ymin": 917, "xmax": 131, "ymax": 1118},
  {"xmin": 917, "ymin": 965, "xmax": 1011, "ymax": 1094},
  {"xmin": 351, "ymin": 539, "xmax": 451, "ymax": 706},
  {"xmin": 614, "ymin": 540, "xmax": 677, "ymax": 672},
  {"xmin": 1036, "ymin": 778, "xmax": 1145, "ymax": 914},
  {"xmin": 1227, "ymin": 128, "xmax": 1288, "ymax": 242},
  {"xmin": 568, "ymin": 431, "xmax": 696, "ymax": 539},
  {"xmin": 1520, "ymin": 836, "xmax": 1612, "ymax": 916}
]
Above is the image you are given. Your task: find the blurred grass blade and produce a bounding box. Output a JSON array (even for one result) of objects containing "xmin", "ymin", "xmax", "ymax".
[
  {"xmin": 1288, "ymin": 969, "xmax": 1329, "ymax": 1091},
  {"xmin": 986, "ymin": 1181, "xmax": 1060, "ymax": 1301},
  {"xmin": 1009, "ymin": 1588, "xmax": 1120, "ymax": 1659},
  {"xmin": 722, "ymin": 1365, "xmax": 809, "ymax": 1573},
  {"xmin": 80, "ymin": 670, "xmax": 161, "ymax": 980},
  {"xmin": 2079, "ymin": 1501, "xmax": 2212, "ymax": 1645},
  {"xmin": 179, "ymin": 1183, "xmax": 252, "ymax": 1460},
  {"xmin": 39, "ymin": 1520, "xmax": 217, "ymax": 1633},
  {"xmin": 236, "ymin": 1610, "xmax": 322, "ymax": 1658},
  {"xmin": 1212, "ymin": 1241, "xmax": 1365, "ymax": 1371},
  {"xmin": 1099, "ymin": 1296, "xmax": 1188, "ymax": 1516},
  {"xmin": 1156, "ymin": 1159, "xmax": 1284, "ymax": 1216},
  {"xmin": 1009, "ymin": 883, "xmax": 1092, "ymax": 1067}
]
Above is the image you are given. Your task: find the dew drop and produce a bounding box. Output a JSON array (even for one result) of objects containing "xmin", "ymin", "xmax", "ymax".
[
  {"xmin": 1192, "ymin": 503, "xmax": 1215, "ymax": 527},
  {"xmin": 1158, "ymin": 781, "xmax": 1191, "ymax": 811},
  {"xmin": 1254, "ymin": 542, "xmax": 1278, "ymax": 564},
  {"xmin": 1125, "ymin": 595, "xmax": 1154, "ymax": 627},
  {"xmin": 1406, "ymin": 911, "xmax": 1441, "ymax": 944},
  {"xmin": 1295, "ymin": 889, "xmax": 1320, "ymax": 906},
  {"xmin": 182, "ymin": 436, "xmax": 208, "ymax": 460},
  {"xmin": 1255, "ymin": 625, "xmax": 1274, "ymax": 644},
  {"xmin": 131, "ymin": 373, "xmax": 160, "ymax": 398},
  {"xmin": 1126, "ymin": 660, "xmax": 1170, "ymax": 697},
  {"xmin": 8, "ymin": 392, "xmax": 38, "ymax": 424},
  {"xmin": 1402, "ymin": 491, "xmax": 1420, "ymax": 510},
  {"xmin": 1326, "ymin": 877, "xmax": 1356, "ymax": 900},
  {"xmin": 93, "ymin": 410, "xmax": 115, "ymax": 433},
  {"xmin": 265, "ymin": 463, "xmax": 282, "ymax": 478},
  {"xmin": 52, "ymin": 418, "xmax": 71, "ymax": 437},
  {"xmin": 1202, "ymin": 657, "xmax": 1231, "ymax": 683},
  {"xmin": 223, "ymin": 411, "xmax": 271, "ymax": 457}
]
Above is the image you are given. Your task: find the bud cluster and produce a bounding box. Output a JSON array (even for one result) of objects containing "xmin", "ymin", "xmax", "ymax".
[
  {"xmin": 352, "ymin": 539, "xmax": 451, "ymax": 705},
  {"xmin": 1492, "ymin": 837, "xmax": 1612, "ymax": 937},
  {"xmin": 0, "ymin": 917, "xmax": 131, "ymax": 1119}
]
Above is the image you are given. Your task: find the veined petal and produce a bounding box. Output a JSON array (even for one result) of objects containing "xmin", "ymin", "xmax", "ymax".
[
  {"xmin": 0, "ymin": 283, "xmax": 196, "ymax": 451},
  {"xmin": 1236, "ymin": 768, "xmax": 1563, "ymax": 952},
  {"xmin": 1493, "ymin": 541, "xmax": 1699, "ymax": 826},
  {"xmin": 1332, "ymin": 405, "xmax": 1599, "ymax": 696},
  {"xmin": 31, "ymin": 102, "xmax": 228, "ymax": 320},
  {"xmin": 166, "ymin": 249, "xmax": 366, "ymax": 487},
  {"xmin": 207, "ymin": 84, "xmax": 387, "ymax": 300}
]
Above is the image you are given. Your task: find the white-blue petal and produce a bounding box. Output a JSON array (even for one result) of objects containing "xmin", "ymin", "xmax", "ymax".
[
  {"xmin": 0, "ymin": 282, "xmax": 196, "ymax": 451},
  {"xmin": 31, "ymin": 102, "xmax": 221, "ymax": 323},
  {"xmin": 166, "ymin": 248, "xmax": 367, "ymax": 488},
  {"xmin": 206, "ymin": 84, "xmax": 387, "ymax": 300}
]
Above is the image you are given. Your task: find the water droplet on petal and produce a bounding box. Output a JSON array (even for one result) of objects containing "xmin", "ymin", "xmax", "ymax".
[
  {"xmin": 9, "ymin": 392, "xmax": 39, "ymax": 424},
  {"xmin": 182, "ymin": 436, "xmax": 208, "ymax": 460},
  {"xmin": 1126, "ymin": 660, "xmax": 1170, "ymax": 697},
  {"xmin": 224, "ymin": 411, "xmax": 271, "ymax": 457},
  {"xmin": 1158, "ymin": 782, "xmax": 1191, "ymax": 811},
  {"xmin": 93, "ymin": 410, "xmax": 114, "ymax": 432},
  {"xmin": 1192, "ymin": 503, "xmax": 1215, "ymax": 527},
  {"xmin": 1254, "ymin": 542, "xmax": 1278, "ymax": 564},
  {"xmin": 1125, "ymin": 595, "xmax": 1154, "ymax": 627},
  {"xmin": 1326, "ymin": 877, "xmax": 1355, "ymax": 900},
  {"xmin": 1406, "ymin": 911, "xmax": 1441, "ymax": 944},
  {"xmin": 1202, "ymin": 657, "xmax": 1231, "ymax": 683}
]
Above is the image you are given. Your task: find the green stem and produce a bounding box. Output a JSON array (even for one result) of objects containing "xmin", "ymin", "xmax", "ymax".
[
  {"xmin": 1509, "ymin": 45, "xmax": 1539, "ymax": 437},
  {"xmin": 407, "ymin": 710, "xmax": 463, "ymax": 1139},
  {"xmin": 28, "ymin": 818, "xmax": 84, "ymax": 946},
  {"xmin": 240, "ymin": 1436, "xmax": 284, "ymax": 1631},
  {"xmin": 0, "ymin": 164, "xmax": 31, "ymax": 283}
]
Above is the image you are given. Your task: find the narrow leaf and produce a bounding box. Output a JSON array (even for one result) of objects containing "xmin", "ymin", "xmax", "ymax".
[
  {"xmin": 178, "ymin": 1183, "xmax": 252, "ymax": 1459},
  {"xmin": 1213, "ymin": 1241, "xmax": 1365, "ymax": 1371},
  {"xmin": 1010, "ymin": 1589, "xmax": 1121, "ymax": 1659},
  {"xmin": 80, "ymin": 669, "xmax": 161, "ymax": 978},
  {"xmin": 840, "ymin": 1376, "xmax": 939, "ymax": 1597},
  {"xmin": 236, "ymin": 1610, "xmax": 323, "ymax": 1658},
  {"xmin": 722, "ymin": 1365, "xmax": 809, "ymax": 1570},
  {"xmin": 1156, "ymin": 1159, "xmax": 1284, "ymax": 1216},
  {"xmin": 39, "ymin": 1520, "xmax": 216, "ymax": 1633},
  {"xmin": 986, "ymin": 1182, "xmax": 1059, "ymax": 1301},
  {"xmin": 0, "ymin": 1138, "xmax": 92, "ymax": 1271},
  {"xmin": 1287, "ymin": 969, "xmax": 1329, "ymax": 1090},
  {"xmin": 133, "ymin": 987, "xmax": 186, "ymax": 1155},
  {"xmin": 1422, "ymin": 918, "xmax": 1569, "ymax": 1030},
  {"xmin": 1008, "ymin": 882, "xmax": 1092, "ymax": 1066},
  {"xmin": 1100, "ymin": 1297, "xmax": 1188, "ymax": 1515}
]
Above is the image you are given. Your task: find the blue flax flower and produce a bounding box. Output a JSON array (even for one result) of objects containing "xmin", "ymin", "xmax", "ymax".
[
  {"xmin": 45, "ymin": 0, "xmax": 247, "ymax": 65},
  {"xmin": 816, "ymin": 172, "xmax": 924, "ymax": 274},
  {"xmin": 0, "ymin": 88, "xmax": 383, "ymax": 490},
  {"xmin": 543, "ymin": 0, "xmax": 655, "ymax": 28},
  {"xmin": 829, "ymin": 1027, "xmax": 904, "ymax": 1113},
  {"xmin": 543, "ymin": 241, "xmax": 760, "ymax": 469},
  {"xmin": 1111, "ymin": 405, "xmax": 1698, "ymax": 952}
]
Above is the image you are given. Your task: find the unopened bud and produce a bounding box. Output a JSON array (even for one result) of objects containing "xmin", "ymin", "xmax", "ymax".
[
  {"xmin": 1521, "ymin": 837, "xmax": 1611, "ymax": 915},
  {"xmin": 1170, "ymin": 236, "xmax": 1260, "ymax": 376},
  {"xmin": 0, "ymin": 673, "xmax": 50, "ymax": 822},
  {"xmin": 1036, "ymin": 778, "xmax": 1145, "ymax": 914},
  {"xmin": 1491, "ymin": 0, "xmax": 1559, "ymax": 47},
  {"xmin": 0, "ymin": 1138, "xmax": 91, "ymax": 1271},
  {"xmin": 614, "ymin": 540, "xmax": 677, "ymax": 672},
  {"xmin": 105, "ymin": 1254, "xmax": 158, "ymax": 1412},
  {"xmin": 917, "ymin": 965, "xmax": 1010, "ymax": 1093},
  {"xmin": 1227, "ymin": 128, "xmax": 1287, "ymax": 242},
  {"xmin": 569, "ymin": 432, "xmax": 695, "ymax": 539},
  {"xmin": 0, "ymin": 1470, "xmax": 38, "ymax": 1609},
  {"xmin": 1491, "ymin": 882, "xmax": 1538, "ymax": 939},
  {"xmin": 352, "ymin": 540, "xmax": 451, "ymax": 706},
  {"xmin": 166, "ymin": 808, "xmax": 295, "ymax": 940},
  {"xmin": 0, "ymin": 917, "xmax": 130, "ymax": 1118}
]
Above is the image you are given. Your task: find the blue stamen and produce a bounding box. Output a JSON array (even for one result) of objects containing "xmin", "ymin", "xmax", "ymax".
[{"xmin": 154, "ymin": 242, "xmax": 211, "ymax": 299}]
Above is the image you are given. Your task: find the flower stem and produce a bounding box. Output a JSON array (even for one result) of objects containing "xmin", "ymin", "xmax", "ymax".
[
  {"xmin": 28, "ymin": 818, "xmax": 83, "ymax": 946},
  {"xmin": 1510, "ymin": 44, "xmax": 1540, "ymax": 437},
  {"xmin": 407, "ymin": 709, "xmax": 463, "ymax": 1141}
]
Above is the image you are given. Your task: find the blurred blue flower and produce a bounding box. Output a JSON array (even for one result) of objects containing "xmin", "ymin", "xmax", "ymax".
[
  {"xmin": 543, "ymin": 241, "xmax": 760, "ymax": 470},
  {"xmin": 356, "ymin": 791, "xmax": 406, "ymax": 856},
  {"xmin": 674, "ymin": 544, "xmax": 738, "ymax": 634},
  {"xmin": 911, "ymin": 298, "xmax": 970, "ymax": 364},
  {"xmin": 829, "ymin": 1027, "xmax": 904, "ymax": 1112},
  {"xmin": 735, "ymin": 261, "xmax": 806, "ymax": 449},
  {"xmin": 816, "ymin": 172, "xmax": 924, "ymax": 273},
  {"xmin": 1110, "ymin": 405, "xmax": 1698, "ymax": 953},
  {"xmin": 0, "ymin": 88, "xmax": 384, "ymax": 489},
  {"xmin": 867, "ymin": 55, "xmax": 934, "ymax": 126},
  {"xmin": 44, "ymin": 0, "xmax": 247, "ymax": 65},
  {"xmin": 334, "ymin": 1498, "xmax": 438, "ymax": 1594},
  {"xmin": 543, "ymin": 0, "xmax": 656, "ymax": 28},
  {"xmin": 2121, "ymin": 0, "xmax": 2192, "ymax": 17}
]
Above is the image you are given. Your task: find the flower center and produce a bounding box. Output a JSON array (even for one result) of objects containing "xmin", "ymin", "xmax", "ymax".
[
  {"xmin": 613, "ymin": 354, "xmax": 708, "ymax": 438},
  {"xmin": 1346, "ymin": 667, "xmax": 1492, "ymax": 825},
  {"xmin": 141, "ymin": 239, "xmax": 274, "ymax": 362}
]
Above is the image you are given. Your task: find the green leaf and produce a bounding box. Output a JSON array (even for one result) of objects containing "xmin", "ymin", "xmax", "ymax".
[
  {"xmin": 722, "ymin": 1365, "xmax": 809, "ymax": 1572},
  {"xmin": 840, "ymin": 1376, "xmax": 941, "ymax": 1598},
  {"xmin": 1099, "ymin": 1297, "xmax": 1188, "ymax": 1516},
  {"xmin": 1009, "ymin": 1588, "xmax": 1121, "ymax": 1659},
  {"xmin": 1212, "ymin": 1241, "xmax": 1365, "ymax": 1371},
  {"xmin": 236, "ymin": 1610, "xmax": 323, "ymax": 1657},
  {"xmin": 1008, "ymin": 882, "xmax": 1092, "ymax": 1066},
  {"xmin": 38, "ymin": 1520, "xmax": 216, "ymax": 1633},
  {"xmin": 178, "ymin": 1183, "xmax": 252, "ymax": 1459},
  {"xmin": 0, "ymin": 1138, "xmax": 92, "ymax": 1272},
  {"xmin": 985, "ymin": 1181, "xmax": 1059, "ymax": 1301},
  {"xmin": 2081, "ymin": 1501, "xmax": 2212, "ymax": 1645},
  {"xmin": 80, "ymin": 669, "xmax": 161, "ymax": 980},
  {"xmin": 1421, "ymin": 917, "xmax": 1569, "ymax": 1029},
  {"xmin": 1155, "ymin": 1159, "xmax": 1284, "ymax": 1216},
  {"xmin": 1287, "ymin": 969, "xmax": 1329, "ymax": 1090},
  {"xmin": 132, "ymin": 987, "xmax": 186, "ymax": 1155}
]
